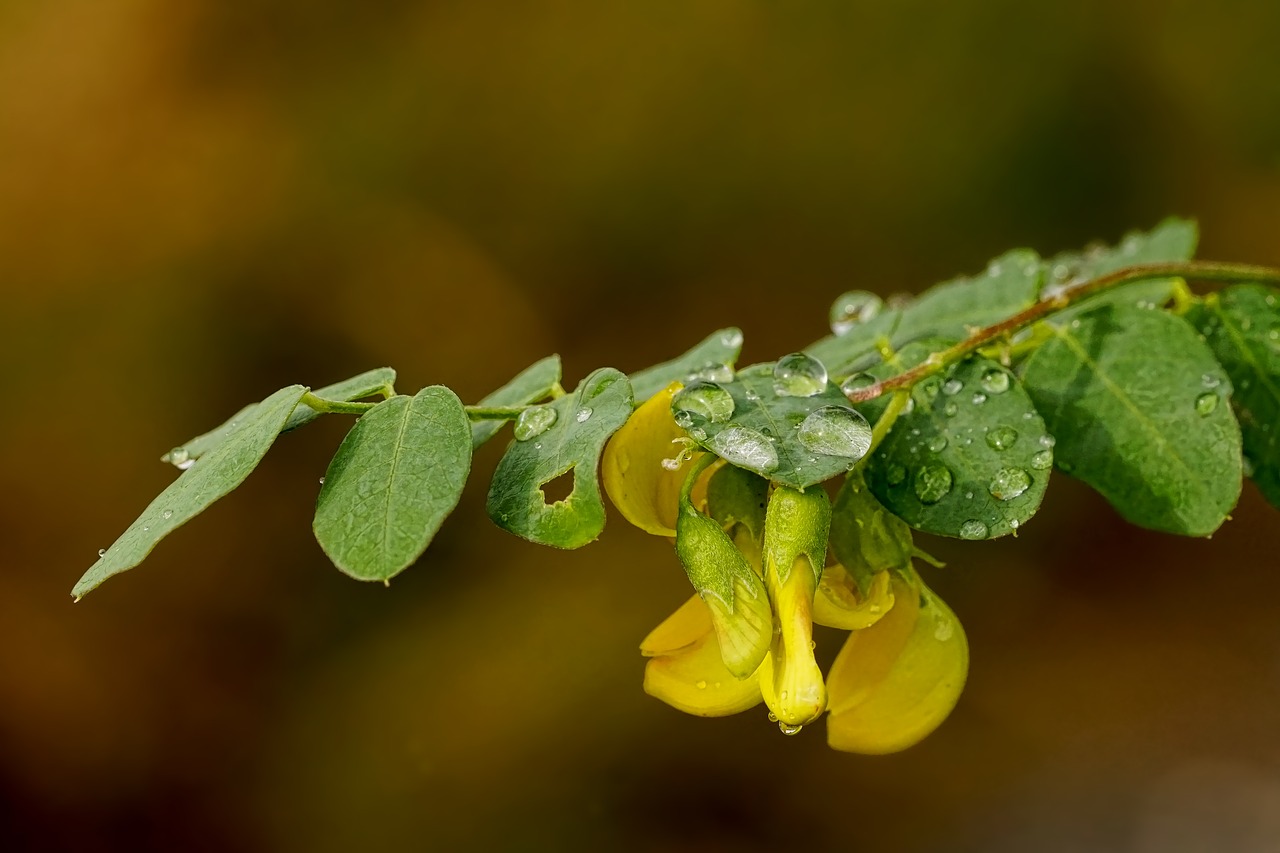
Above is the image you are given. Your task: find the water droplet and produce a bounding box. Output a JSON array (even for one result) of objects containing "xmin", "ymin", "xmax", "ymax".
[
  {"xmin": 840, "ymin": 373, "xmax": 876, "ymax": 396},
  {"xmin": 773, "ymin": 353, "xmax": 829, "ymax": 397},
  {"xmin": 942, "ymin": 378, "xmax": 964, "ymax": 396},
  {"xmin": 720, "ymin": 329, "xmax": 743, "ymax": 349},
  {"xmin": 319, "ymin": 476, "xmax": 325, "ymax": 484},
  {"xmin": 797, "ymin": 406, "xmax": 873, "ymax": 460},
  {"xmin": 97, "ymin": 548, "xmax": 107, "ymax": 557},
  {"xmin": 672, "ymin": 381, "xmax": 735, "ymax": 425},
  {"xmin": 918, "ymin": 377, "xmax": 941, "ymax": 399},
  {"xmin": 1202, "ymin": 373, "xmax": 1221, "ymax": 388},
  {"xmin": 980, "ymin": 369, "xmax": 1010, "ymax": 394},
  {"xmin": 767, "ymin": 711, "xmax": 779, "ymax": 723},
  {"xmin": 989, "ymin": 467, "xmax": 1031, "ymax": 501},
  {"xmin": 1195, "ymin": 393, "xmax": 1218, "ymax": 416},
  {"xmin": 660, "ymin": 458, "xmax": 681, "ymax": 471},
  {"xmin": 1031, "ymin": 449, "xmax": 1053, "ymax": 470},
  {"xmin": 944, "ymin": 401, "xmax": 959, "ymax": 417},
  {"xmin": 933, "ymin": 619, "xmax": 955, "ymax": 641},
  {"xmin": 927, "ymin": 435, "xmax": 948, "ymax": 453},
  {"xmin": 987, "ymin": 260, "xmax": 1004, "ymax": 276},
  {"xmin": 913, "ymin": 464, "xmax": 953, "ymax": 504},
  {"xmin": 575, "ymin": 407, "xmax": 593, "ymax": 423},
  {"xmin": 514, "ymin": 405, "xmax": 557, "ymax": 440},
  {"xmin": 177, "ymin": 458, "xmax": 195, "ymax": 471},
  {"xmin": 778, "ymin": 721, "xmax": 803, "ymax": 736},
  {"xmin": 959, "ymin": 519, "xmax": 988, "ymax": 540},
  {"xmin": 971, "ymin": 392, "xmax": 987, "ymax": 405},
  {"xmin": 1039, "ymin": 434, "xmax": 1056, "ymax": 448},
  {"xmin": 689, "ymin": 427, "xmax": 707, "ymax": 441},
  {"xmin": 696, "ymin": 680, "xmax": 707, "ymax": 690},
  {"xmin": 885, "ymin": 463, "xmax": 907, "ymax": 486},
  {"xmin": 689, "ymin": 363, "xmax": 734, "ymax": 384},
  {"xmin": 709, "ymin": 426, "xmax": 779, "ymax": 472},
  {"xmin": 986, "ymin": 426, "xmax": 1018, "ymax": 451},
  {"xmin": 161, "ymin": 509, "xmax": 173, "ymax": 520},
  {"xmin": 829, "ymin": 291, "xmax": 884, "ymax": 335},
  {"xmin": 168, "ymin": 446, "xmax": 190, "ymax": 466}
]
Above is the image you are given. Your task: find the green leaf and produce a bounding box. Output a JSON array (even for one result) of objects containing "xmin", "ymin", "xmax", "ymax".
[
  {"xmin": 470, "ymin": 356, "xmax": 562, "ymax": 448},
  {"xmin": 630, "ymin": 327, "xmax": 743, "ymax": 404},
  {"xmin": 830, "ymin": 471, "xmax": 913, "ymax": 594},
  {"xmin": 1186, "ymin": 285, "xmax": 1280, "ymax": 508},
  {"xmin": 487, "ymin": 368, "xmax": 634, "ymax": 548},
  {"xmin": 162, "ymin": 367, "xmax": 396, "ymax": 466},
  {"xmin": 1044, "ymin": 218, "xmax": 1198, "ymax": 321},
  {"xmin": 863, "ymin": 356, "xmax": 1051, "ymax": 540},
  {"xmin": 313, "ymin": 387, "xmax": 472, "ymax": 582},
  {"xmin": 806, "ymin": 249, "xmax": 1042, "ymax": 379},
  {"xmin": 74, "ymin": 384, "xmax": 310, "ymax": 598},
  {"xmin": 676, "ymin": 361, "xmax": 871, "ymax": 490},
  {"xmin": 1021, "ymin": 304, "xmax": 1240, "ymax": 536}
]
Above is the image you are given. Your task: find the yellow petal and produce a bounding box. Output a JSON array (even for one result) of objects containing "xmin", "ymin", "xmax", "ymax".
[
  {"xmin": 825, "ymin": 571, "xmax": 969, "ymax": 754},
  {"xmin": 759, "ymin": 556, "xmax": 827, "ymax": 727},
  {"xmin": 642, "ymin": 597, "xmax": 763, "ymax": 717},
  {"xmin": 602, "ymin": 382, "xmax": 704, "ymax": 536},
  {"xmin": 814, "ymin": 564, "xmax": 895, "ymax": 630},
  {"xmin": 702, "ymin": 578, "xmax": 772, "ymax": 678},
  {"xmin": 640, "ymin": 594, "xmax": 710, "ymax": 657}
]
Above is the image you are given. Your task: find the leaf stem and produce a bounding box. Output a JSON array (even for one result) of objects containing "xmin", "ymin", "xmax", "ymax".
[
  {"xmin": 844, "ymin": 260, "xmax": 1280, "ymax": 404},
  {"xmin": 858, "ymin": 390, "xmax": 911, "ymax": 468},
  {"xmin": 466, "ymin": 406, "xmax": 529, "ymax": 421},
  {"xmin": 301, "ymin": 392, "xmax": 380, "ymax": 415}
]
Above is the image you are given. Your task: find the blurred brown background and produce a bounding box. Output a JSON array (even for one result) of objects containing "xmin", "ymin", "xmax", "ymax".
[{"xmin": 4, "ymin": 2, "xmax": 1280, "ymax": 851}]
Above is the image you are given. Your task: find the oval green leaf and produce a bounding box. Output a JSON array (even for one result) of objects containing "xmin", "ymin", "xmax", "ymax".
[
  {"xmin": 1021, "ymin": 304, "xmax": 1241, "ymax": 536},
  {"xmin": 313, "ymin": 386, "xmax": 472, "ymax": 582}
]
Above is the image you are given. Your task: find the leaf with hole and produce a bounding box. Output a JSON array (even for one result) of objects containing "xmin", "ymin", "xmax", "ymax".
[
  {"xmin": 75, "ymin": 384, "xmax": 310, "ymax": 598},
  {"xmin": 313, "ymin": 387, "xmax": 472, "ymax": 582},
  {"xmin": 487, "ymin": 368, "xmax": 634, "ymax": 548},
  {"xmin": 1020, "ymin": 304, "xmax": 1240, "ymax": 536},
  {"xmin": 1186, "ymin": 284, "xmax": 1280, "ymax": 508}
]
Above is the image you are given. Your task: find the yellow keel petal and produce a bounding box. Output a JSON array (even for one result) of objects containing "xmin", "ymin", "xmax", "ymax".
[
  {"xmin": 640, "ymin": 594, "xmax": 711, "ymax": 657},
  {"xmin": 826, "ymin": 572, "xmax": 968, "ymax": 754},
  {"xmin": 759, "ymin": 556, "xmax": 827, "ymax": 727},
  {"xmin": 603, "ymin": 382, "xmax": 694, "ymax": 537},
  {"xmin": 814, "ymin": 565, "xmax": 895, "ymax": 630},
  {"xmin": 643, "ymin": 599, "xmax": 763, "ymax": 717}
]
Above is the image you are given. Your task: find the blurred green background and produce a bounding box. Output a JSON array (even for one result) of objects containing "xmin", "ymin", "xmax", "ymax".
[{"xmin": 4, "ymin": 2, "xmax": 1280, "ymax": 850}]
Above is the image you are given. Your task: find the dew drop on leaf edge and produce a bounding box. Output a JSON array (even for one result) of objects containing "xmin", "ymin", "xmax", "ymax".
[
  {"xmin": 672, "ymin": 381, "xmax": 736, "ymax": 426},
  {"xmin": 959, "ymin": 519, "xmax": 989, "ymax": 540},
  {"xmin": 988, "ymin": 467, "xmax": 1031, "ymax": 501},
  {"xmin": 829, "ymin": 291, "xmax": 884, "ymax": 335}
]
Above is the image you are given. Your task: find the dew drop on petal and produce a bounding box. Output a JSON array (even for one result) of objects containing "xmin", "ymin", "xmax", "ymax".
[
  {"xmin": 797, "ymin": 406, "xmax": 873, "ymax": 460},
  {"xmin": 773, "ymin": 353, "xmax": 829, "ymax": 397},
  {"xmin": 514, "ymin": 405, "xmax": 557, "ymax": 441},
  {"xmin": 778, "ymin": 722, "xmax": 803, "ymax": 736}
]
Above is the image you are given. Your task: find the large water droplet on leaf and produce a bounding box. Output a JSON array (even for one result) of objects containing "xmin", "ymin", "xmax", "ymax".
[
  {"xmin": 1031, "ymin": 449, "xmax": 1053, "ymax": 470},
  {"xmin": 688, "ymin": 363, "xmax": 734, "ymax": 384},
  {"xmin": 988, "ymin": 467, "xmax": 1031, "ymax": 501},
  {"xmin": 829, "ymin": 291, "xmax": 884, "ymax": 335},
  {"xmin": 913, "ymin": 464, "xmax": 953, "ymax": 504},
  {"xmin": 839, "ymin": 373, "xmax": 875, "ymax": 396},
  {"xmin": 514, "ymin": 405, "xmax": 557, "ymax": 441},
  {"xmin": 986, "ymin": 426, "xmax": 1018, "ymax": 451},
  {"xmin": 797, "ymin": 405, "xmax": 873, "ymax": 460},
  {"xmin": 709, "ymin": 426, "xmax": 779, "ymax": 472},
  {"xmin": 980, "ymin": 369, "xmax": 1011, "ymax": 394},
  {"xmin": 773, "ymin": 353, "xmax": 828, "ymax": 398},
  {"xmin": 959, "ymin": 519, "xmax": 989, "ymax": 540},
  {"xmin": 673, "ymin": 381, "xmax": 735, "ymax": 425}
]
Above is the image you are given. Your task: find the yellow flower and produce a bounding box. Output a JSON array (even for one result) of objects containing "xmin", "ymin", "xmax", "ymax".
[{"xmin": 604, "ymin": 381, "xmax": 969, "ymax": 751}]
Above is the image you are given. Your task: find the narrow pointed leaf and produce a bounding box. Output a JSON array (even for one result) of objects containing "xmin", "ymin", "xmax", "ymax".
[
  {"xmin": 162, "ymin": 367, "xmax": 396, "ymax": 466},
  {"xmin": 1021, "ymin": 304, "xmax": 1240, "ymax": 536},
  {"xmin": 630, "ymin": 328, "xmax": 743, "ymax": 404},
  {"xmin": 487, "ymin": 368, "xmax": 634, "ymax": 548},
  {"xmin": 1186, "ymin": 285, "xmax": 1280, "ymax": 508},
  {"xmin": 470, "ymin": 355, "xmax": 562, "ymax": 448},
  {"xmin": 313, "ymin": 387, "xmax": 471, "ymax": 582},
  {"xmin": 75, "ymin": 384, "xmax": 310, "ymax": 598}
]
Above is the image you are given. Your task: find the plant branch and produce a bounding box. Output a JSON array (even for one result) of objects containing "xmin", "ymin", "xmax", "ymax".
[{"xmin": 844, "ymin": 260, "xmax": 1280, "ymax": 404}]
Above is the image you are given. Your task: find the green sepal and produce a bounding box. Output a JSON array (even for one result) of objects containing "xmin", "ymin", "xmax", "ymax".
[
  {"xmin": 486, "ymin": 368, "xmax": 634, "ymax": 548},
  {"xmin": 762, "ymin": 485, "xmax": 831, "ymax": 587},
  {"xmin": 705, "ymin": 464, "xmax": 770, "ymax": 545},
  {"xmin": 831, "ymin": 470, "xmax": 914, "ymax": 595},
  {"xmin": 674, "ymin": 486, "xmax": 771, "ymax": 678}
]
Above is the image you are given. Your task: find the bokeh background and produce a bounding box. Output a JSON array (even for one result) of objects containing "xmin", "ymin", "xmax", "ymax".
[{"xmin": 4, "ymin": 2, "xmax": 1280, "ymax": 851}]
